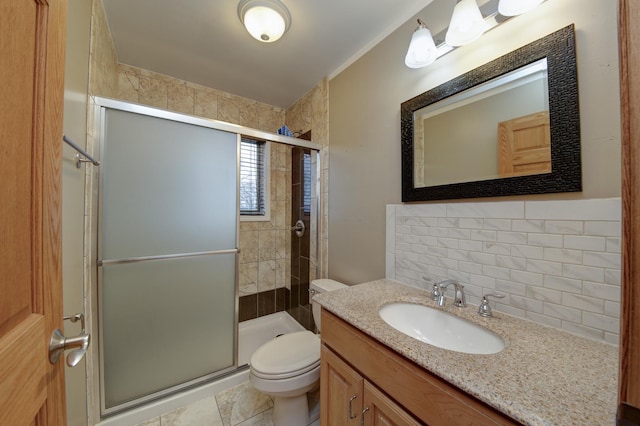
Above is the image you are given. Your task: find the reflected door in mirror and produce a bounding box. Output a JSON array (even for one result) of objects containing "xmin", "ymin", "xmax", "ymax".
[{"xmin": 498, "ymin": 111, "xmax": 551, "ymax": 177}]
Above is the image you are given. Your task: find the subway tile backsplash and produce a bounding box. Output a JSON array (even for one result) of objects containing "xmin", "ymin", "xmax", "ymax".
[{"xmin": 386, "ymin": 198, "xmax": 621, "ymax": 344}]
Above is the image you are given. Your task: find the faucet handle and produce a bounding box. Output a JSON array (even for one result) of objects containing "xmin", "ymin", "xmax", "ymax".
[
  {"xmin": 429, "ymin": 284, "xmax": 441, "ymax": 301},
  {"xmin": 422, "ymin": 277, "xmax": 441, "ymax": 301},
  {"xmin": 478, "ymin": 293, "xmax": 505, "ymax": 317}
]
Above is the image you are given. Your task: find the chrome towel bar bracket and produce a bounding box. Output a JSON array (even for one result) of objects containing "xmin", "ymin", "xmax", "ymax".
[{"xmin": 63, "ymin": 134, "xmax": 100, "ymax": 168}]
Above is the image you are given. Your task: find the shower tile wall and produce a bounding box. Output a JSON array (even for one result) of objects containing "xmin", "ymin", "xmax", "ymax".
[
  {"xmin": 88, "ymin": 0, "xmax": 329, "ymax": 327},
  {"xmin": 286, "ymin": 82, "xmax": 329, "ymax": 279},
  {"xmin": 289, "ymin": 146, "xmax": 314, "ymax": 330},
  {"xmin": 386, "ymin": 198, "xmax": 621, "ymax": 344},
  {"xmin": 115, "ymin": 64, "xmax": 285, "ymax": 133},
  {"xmin": 88, "ymin": 0, "xmax": 118, "ymax": 97},
  {"xmin": 238, "ymin": 143, "xmax": 293, "ymax": 321}
]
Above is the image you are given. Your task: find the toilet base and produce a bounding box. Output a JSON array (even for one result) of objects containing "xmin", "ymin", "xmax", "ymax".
[{"xmin": 272, "ymin": 394, "xmax": 310, "ymax": 426}]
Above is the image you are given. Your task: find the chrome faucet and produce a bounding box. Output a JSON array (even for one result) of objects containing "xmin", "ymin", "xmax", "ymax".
[{"xmin": 437, "ymin": 280, "xmax": 466, "ymax": 308}]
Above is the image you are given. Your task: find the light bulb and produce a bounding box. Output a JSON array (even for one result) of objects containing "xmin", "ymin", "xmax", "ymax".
[
  {"xmin": 445, "ymin": 0, "xmax": 486, "ymax": 47},
  {"xmin": 405, "ymin": 23, "xmax": 438, "ymax": 69},
  {"xmin": 244, "ymin": 6, "xmax": 285, "ymax": 42}
]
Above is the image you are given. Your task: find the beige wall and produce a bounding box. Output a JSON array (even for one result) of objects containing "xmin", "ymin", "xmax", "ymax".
[
  {"xmin": 328, "ymin": 0, "xmax": 621, "ymax": 284},
  {"xmin": 62, "ymin": 1, "xmax": 93, "ymax": 425}
]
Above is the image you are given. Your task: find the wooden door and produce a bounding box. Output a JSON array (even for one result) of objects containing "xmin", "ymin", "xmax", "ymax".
[
  {"xmin": 497, "ymin": 111, "xmax": 551, "ymax": 177},
  {"xmin": 618, "ymin": 0, "xmax": 640, "ymax": 420},
  {"xmin": 321, "ymin": 345, "xmax": 363, "ymax": 426},
  {"xmin": 362, "ymin": 382, "xmax": 421, "ymax": 426},
  {"xmin": 0, "ymin": 0, "xmax": 67, "ymax": 424}
]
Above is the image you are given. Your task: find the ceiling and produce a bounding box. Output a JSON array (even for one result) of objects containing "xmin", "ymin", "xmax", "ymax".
[{"xmin": 102, "ymin": 0, "xmax": 434, "ymax": 109}]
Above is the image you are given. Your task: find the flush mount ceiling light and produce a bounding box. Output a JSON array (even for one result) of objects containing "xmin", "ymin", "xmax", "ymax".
[
  {"xmin": 445, "ymin": 0, "xmax": 487, "ymax": 47},
  {"xmin": 405, "ymin": 19, "xmax": 438, "ymax": 69},
  {"xmin": 238, "ymin": 0, "xmax": 291, "ymax": 43}
]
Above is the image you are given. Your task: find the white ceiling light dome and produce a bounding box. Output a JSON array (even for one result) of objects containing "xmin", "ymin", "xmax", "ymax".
[{"xmin": 238, "ymin": 0, "xmax": 291, "ymax": 43}]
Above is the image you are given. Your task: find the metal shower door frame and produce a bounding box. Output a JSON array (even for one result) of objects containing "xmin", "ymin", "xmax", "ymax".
[{"xmin": 87, "ymin": 97, "xmax": 323, "ymax": 419}]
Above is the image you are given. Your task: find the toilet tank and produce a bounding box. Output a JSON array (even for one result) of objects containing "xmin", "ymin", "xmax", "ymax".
[{"xmin": 310, "ymin": 279, "xmax": 346, "ymax": 332}]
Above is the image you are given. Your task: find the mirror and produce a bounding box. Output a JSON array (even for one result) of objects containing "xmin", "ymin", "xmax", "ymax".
[
  {"xmin": 401, "ymin": 24, "xmax": 581, "ymax": 201},
  {"xmin": 415, "ymin": 58, "xmax": 550, "ymax": 187}
]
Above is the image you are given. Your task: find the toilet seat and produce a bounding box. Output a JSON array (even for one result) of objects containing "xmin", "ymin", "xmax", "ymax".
[{"xmin": 250, "ymin": 331, "xmax": 320, "ymax": 380}]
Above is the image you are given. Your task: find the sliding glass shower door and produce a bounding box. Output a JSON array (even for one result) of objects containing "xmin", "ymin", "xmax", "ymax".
[{"xmin": 99, "ymin": 108, "xmax": 238, "ymax": 413}]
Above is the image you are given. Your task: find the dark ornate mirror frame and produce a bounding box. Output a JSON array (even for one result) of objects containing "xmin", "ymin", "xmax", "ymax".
[{"xmin": 401, "ymin": 24, "xmax": 581, "ymax": 202}]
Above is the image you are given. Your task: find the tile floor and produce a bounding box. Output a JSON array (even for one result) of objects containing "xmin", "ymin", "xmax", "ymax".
[{"xmin": 134, "ymin": 381, "xmax": 274, "ymax": 426}]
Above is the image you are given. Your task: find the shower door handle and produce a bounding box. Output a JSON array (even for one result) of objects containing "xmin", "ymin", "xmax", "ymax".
[{"xmin": 291, "ymin": 220, "xmax": 305, "ymax": 237}]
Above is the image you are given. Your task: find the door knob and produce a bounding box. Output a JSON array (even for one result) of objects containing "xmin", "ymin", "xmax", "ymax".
[{"xmin": 49, "ymin": 313, "xmax": 91, "ymax": 367}]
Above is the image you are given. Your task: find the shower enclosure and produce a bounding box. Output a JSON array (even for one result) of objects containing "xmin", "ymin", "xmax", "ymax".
[{"xmin": 90, "ymin": 98, "xmax": 322, "ymax": 417}]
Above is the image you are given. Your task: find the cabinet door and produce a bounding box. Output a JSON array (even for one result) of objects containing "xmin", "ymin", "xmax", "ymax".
[
  {"xmin": 321, "ymin": 345, "xmax": 363, "ymax": 426},
  {"xmin": 362, "ymin": 382, "xmax": 422, "ymax": 426}
]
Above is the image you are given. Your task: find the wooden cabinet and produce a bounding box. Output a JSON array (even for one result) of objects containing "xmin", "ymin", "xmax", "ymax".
[
  {"xmin": 321, "ymin": 345, "xmax": 420, "ymax": 426},
  {"xmin": 321, "ymin": 344, "xmax": 362, "ymax": 425},
  {"xmin": 320, "ymin": 309, "xmax": 520, "ymax": 426},
  {"xmin": 362, "ymin": 381, "xmax": 422, "ymax": 426}
]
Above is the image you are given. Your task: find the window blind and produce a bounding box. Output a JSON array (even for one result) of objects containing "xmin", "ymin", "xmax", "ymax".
[{"xmin": 240, "ymin": 138, "xmax": 266, "ymax": 215}]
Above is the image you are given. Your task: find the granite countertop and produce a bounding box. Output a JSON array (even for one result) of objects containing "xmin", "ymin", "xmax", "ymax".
[{"xmin": 314, "ymin": 279, "xmax": 618, "ymax": 426}]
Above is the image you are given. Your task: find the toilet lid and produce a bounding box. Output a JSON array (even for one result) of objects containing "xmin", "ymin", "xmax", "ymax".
[{"xmin": 250, "ymin": 331, "xmax": 320, "ymax": 379}]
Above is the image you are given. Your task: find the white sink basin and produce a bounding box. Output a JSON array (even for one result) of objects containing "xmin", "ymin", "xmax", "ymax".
[{"xmin": 379, "ymin": 303, "xmax": 505, "ymax": 355}]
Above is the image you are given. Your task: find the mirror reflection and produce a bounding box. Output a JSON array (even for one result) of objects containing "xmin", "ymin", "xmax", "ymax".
[{"xmin": 414, "ymin": 59, "xmax": 550, "ymax": 187}]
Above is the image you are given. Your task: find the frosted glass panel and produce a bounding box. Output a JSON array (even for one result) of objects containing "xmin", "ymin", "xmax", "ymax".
[
  {"xmin": 102, "ymin": 255, "xmax": 236, "ymax": 408},
  {"xmin": 102, "ymin": 109, "xmax": 237, "ymax": 259}
]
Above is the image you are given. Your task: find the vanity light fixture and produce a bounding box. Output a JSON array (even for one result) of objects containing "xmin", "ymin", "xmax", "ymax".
[
  {"xmin": 445, "ymin": 0, "xmax": 487, "ymax": 47},
  {"xmin": 238, "ymin": 0, "xmax": 291, "ymax": 43},
  {"xmin": 405, "ymin": 19, "xmax": 438, "ymax": 69},
  {"xmin": 406, "ymin": 0, "xmax": 544, "ymax": 69}
]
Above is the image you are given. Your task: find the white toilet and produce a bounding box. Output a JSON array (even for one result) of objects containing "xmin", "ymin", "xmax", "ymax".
[{"xmin": 249, "ymin": 279, "xmax": 346, "ymax": 426}]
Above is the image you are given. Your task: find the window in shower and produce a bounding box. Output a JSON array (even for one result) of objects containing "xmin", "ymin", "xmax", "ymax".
[{"xmin": 240, "ymin": 137, "xmax": 270, "ymax": 220}]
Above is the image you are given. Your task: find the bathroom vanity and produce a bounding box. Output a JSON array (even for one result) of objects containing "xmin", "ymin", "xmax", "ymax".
[
  {"xmin": 321, "ymin": 310, "xmax": 516, "ymax": 425},
  {"xmin": 315, "ymin": 279, "xmax": 618, "ymax": 425}
]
